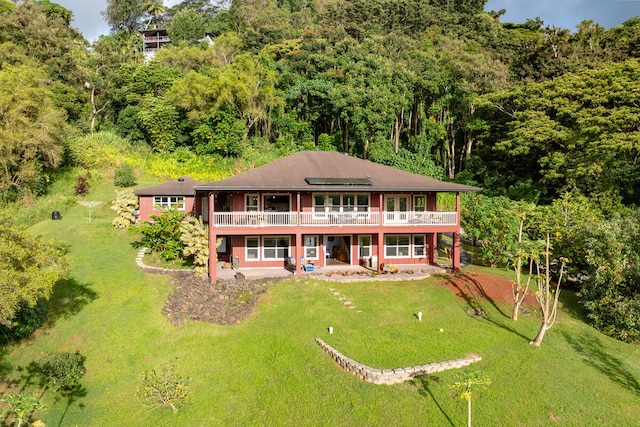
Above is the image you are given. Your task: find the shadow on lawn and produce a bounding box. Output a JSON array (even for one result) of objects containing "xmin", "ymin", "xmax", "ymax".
[
  {"xmin": 13, "ymin": 358, "xmax": 88, "ymax": 427},
  {"xmin": 561, "ymin": 330, "xmax": 640, "ymax": 396},
  {"xmin": 441, "ymin": 274, "xmax": 532, "ymax": 342},
  {"xmin": 411, "ymin": 375, "xmax": 455, "ymax": 426},
  {"xmin": 45, "ymin": 278, "xmax": 98, "ymax": 328}
]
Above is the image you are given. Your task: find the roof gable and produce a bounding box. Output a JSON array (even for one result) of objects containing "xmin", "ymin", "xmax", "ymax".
[{"xmin": 196, "ymin": 151, "xmax": 480, "ymax": 193}]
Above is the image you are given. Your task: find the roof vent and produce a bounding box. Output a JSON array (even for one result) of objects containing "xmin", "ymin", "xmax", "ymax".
[{"xmin": 178, "ymin": 177, "xmax": 185, "ymax": 182}]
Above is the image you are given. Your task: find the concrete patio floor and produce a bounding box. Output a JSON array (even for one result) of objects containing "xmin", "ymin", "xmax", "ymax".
[{"xmin": 215, "ymin": 261, "xmax": 448, "ymax": 282}]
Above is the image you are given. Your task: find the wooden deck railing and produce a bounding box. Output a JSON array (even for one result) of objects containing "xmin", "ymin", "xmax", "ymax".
[{"xmin": 212, "ymin": 211, "xmax": 457, "ymax": 228}]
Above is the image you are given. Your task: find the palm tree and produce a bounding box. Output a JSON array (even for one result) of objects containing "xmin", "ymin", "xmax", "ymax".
[{"xmin": 143, "ymin": 0, "xmax": 166, "ymax": 29}]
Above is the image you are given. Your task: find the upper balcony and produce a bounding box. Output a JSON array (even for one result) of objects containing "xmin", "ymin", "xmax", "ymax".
[
  {"xmin": 212, "ymin": 211, "xmax": 457, "ymax": 228},
  {"xmin": 143, "ymin": 35, "xmax": 171, "ymax": 43}
]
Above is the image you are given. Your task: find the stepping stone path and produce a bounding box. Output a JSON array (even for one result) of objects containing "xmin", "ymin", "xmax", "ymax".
[{"xmin": 330, "ymin": 288, "xmax": 361, "ymax": 312}]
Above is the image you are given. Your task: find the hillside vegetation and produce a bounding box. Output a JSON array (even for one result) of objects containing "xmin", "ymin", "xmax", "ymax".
[{"xmin": 2, "ymin": 2, "xmax": 640, "ymax": 423}]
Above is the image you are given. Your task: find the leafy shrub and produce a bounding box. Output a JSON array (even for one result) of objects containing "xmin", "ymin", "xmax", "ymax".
[
  {"xmin": 74, "ymin": 172, "xmax": 91, "ymax": 195},
  {"xmin": 130, "ymin": 209, "xmax": 186, "ymax": 261},
  {"xmin": 579, "ymin": 212, "xmax": 640, "ymax": 343},
  {"xmin": 0, "ymin": 299, "xmax": 46, "ymax": 344},
  {"xmin": 0, "ymin": 391, "xmax": 46, "ymax": 427},
  {"xmin": 136, "ymin": 359, "xmax": 191, "ymax": 413},
  {"xmin": 113, "ymin": 163, "xmax": 137, "ymax": 187},
  {"xmin": 34, "ymin": 351, "xmax": 87, "ymax": 394},
  {"xmin": 111, "ymin": 189, "xmax": 139, "ymax": 229},
  {"xmin": 180, "ymin": 216, "xmax": 209, "ymax": 276}
]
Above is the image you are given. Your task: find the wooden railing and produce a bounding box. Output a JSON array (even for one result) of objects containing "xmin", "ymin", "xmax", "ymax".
[
  {"xmin": 212, "ymin": 211, "xmax": 457, "ymax": 228},
  {"xmin": 143, "ymin": 36, "xmax": 171, "ymax": 43}
]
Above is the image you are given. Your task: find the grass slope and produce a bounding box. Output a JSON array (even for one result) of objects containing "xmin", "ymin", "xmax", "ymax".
[{"xmin": 2, "ymin": 179, "xmax": 640, "ymax": 426}]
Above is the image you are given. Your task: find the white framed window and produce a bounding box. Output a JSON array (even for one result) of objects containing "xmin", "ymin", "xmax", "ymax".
[
  {"xmin": 246, "ymin": 236, "xmax": 259, "ymax": 260},
  {"xmin": 153, "ymin": 196, "xmax": 185, "ymax": 210},
  {"xmin": 305, "ymin": 235, "xmax": 319, "ymax": 260},
  {"xmin": 263, "ymin": 236, "xmax": 290, "ymax": 260},
  {"xmin": 414, "ymin": 195, "xmax": 426, "ymax": 212},
  {"xmin": 413, "ymin": 235, "xmax": 426, "ymax": 257},
  {"xmin": 313, "ymin": 193, "xmax": 370, "ymax": 213},
  {"xmin": 246, "ymin": 194, "xmax": 259, "ymax": 212},
  {"xmin": 385, "ymin": 235, "xmax": 410, "ymax": 258},
  {"xmin": 359, "ymin": 235, "xmax": 371, "ymax": 258}
]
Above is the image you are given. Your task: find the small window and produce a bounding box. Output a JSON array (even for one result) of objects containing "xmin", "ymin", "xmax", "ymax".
[
  {"xmin": 246, "ymin": 195, "xmax": 259, "ymax": 212},
  {"xmin": 246, "ymin": 237, "xmax": 259, "ymax": 260},
  {"xmin": 414, "ymin": 196, "xmax": 426, "ymax": 212}
]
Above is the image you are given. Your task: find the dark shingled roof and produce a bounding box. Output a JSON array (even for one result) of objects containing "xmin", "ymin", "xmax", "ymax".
[
  {"xmin": 134, "ymin": 176, "xmax": 203, "ymax": 196},
  {"xmin": 195, "ymin": 151, "xmax": 480, "ymax": 193}
]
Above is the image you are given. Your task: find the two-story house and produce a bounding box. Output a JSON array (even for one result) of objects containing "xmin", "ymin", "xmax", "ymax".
[
  {"xmin": 193, "ymin": 151, "xmax": 479, "ymax": 281},
  {"xmin": 140, "ymin": 28, "xmax": 171, "ymax": 62}
]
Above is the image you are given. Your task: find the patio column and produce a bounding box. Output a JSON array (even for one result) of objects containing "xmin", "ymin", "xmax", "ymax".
[
  {"xmin": 452, "ymin": 192, "xmax": 461, "ymax": 272},
  {"xmin": 452, "ymin": 232, "xmax": 461, "ymax": 272},
  {"xmin": 295, "ymin": 231, "xmax": 302, "ymax": 276},
  {"xmin": 429, "ymin": 233, "xmax": 438, "ymax": 265},
  {"xmin": 208, "ymin": 192, "xmax": 217, "ymax": 282},
  {"xmin": 376, "ymin": 231, "xmax": 384, "ymax": 271}
]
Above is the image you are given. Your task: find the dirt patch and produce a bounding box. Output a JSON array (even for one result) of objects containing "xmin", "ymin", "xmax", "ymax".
[{"xmin": 439, "ymin": 271, "xmax": 537, "ymax": 307}]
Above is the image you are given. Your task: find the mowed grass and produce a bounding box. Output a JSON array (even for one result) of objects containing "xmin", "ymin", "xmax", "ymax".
[{"xmin": 2, "ymin": 179, "xmax": 640, "ymax": 426}]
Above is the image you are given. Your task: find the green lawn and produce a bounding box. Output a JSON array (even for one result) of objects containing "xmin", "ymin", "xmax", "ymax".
[{"xmin": 3, "ymin": 180, "xmax": 640, "ymax": 426}]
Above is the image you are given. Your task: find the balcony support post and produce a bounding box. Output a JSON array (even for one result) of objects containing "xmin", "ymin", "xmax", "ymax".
[
  {"xmin": 208, "ymin": 192, "xmax": 217, "ymax": 282},
  {"xmin": 295, "ymin": 231, "xmax": 302, "ymax": 276}
]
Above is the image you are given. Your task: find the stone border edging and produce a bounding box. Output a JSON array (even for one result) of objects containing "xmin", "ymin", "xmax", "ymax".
[
  {"xmin": 135, "ymin": 248, "xmax": 193, "ymax": 274},
  {"xmin": 316, "ymin": 338, "xmax": 482, "ymax": 385}
]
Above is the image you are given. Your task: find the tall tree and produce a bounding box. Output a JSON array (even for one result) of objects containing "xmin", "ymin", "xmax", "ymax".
[
  {"xmin": 0, "ymin": 64, "xmax": 68, "ymax": 200},
  {"xmin": 103, "ymin": 0, "xmax": 147, "ymax": 32}
]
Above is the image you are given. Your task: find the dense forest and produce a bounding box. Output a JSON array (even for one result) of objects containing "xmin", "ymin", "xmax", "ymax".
[{"xmin": 2, "ymin": 0, "xmax": 640, "ymax": 342}]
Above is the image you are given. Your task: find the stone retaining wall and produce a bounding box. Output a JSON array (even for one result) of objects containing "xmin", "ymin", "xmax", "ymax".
[{"xmin": 316, "ymin": 338, "xmax": 482, "ymax": 385}]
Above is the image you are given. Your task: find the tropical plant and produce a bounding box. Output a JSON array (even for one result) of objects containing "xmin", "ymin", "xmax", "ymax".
[
  {"xmin": 130, "ymin": 208, "xmax": 187, "ymax": 261},
  {"xmin": 111, "ymin": 189, "xmax": 139, "ymax": 229},
  {"xmin": 180, "ymin": 216, "xmax": 209, "ymax": 277},
  {"xmin": 450, "ymin": 370, "xmax": 491, "ymax": 427},
  {"xmin": 136, "ymin": 359, "xmax": 191, "ymax": 413}
]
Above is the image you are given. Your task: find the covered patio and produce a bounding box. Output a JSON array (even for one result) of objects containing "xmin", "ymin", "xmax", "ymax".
[{"xmin": 215, "ymin": 261, "xmax": 447, "ymax": 282}]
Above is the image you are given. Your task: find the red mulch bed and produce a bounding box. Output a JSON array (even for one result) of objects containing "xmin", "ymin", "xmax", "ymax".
[{"xmin": 440, "ymin": 271, "xmax": 537, "ymax": 307}]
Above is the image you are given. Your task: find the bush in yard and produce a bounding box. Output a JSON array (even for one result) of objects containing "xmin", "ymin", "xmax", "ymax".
[
  {"xmin": 136, "ymin": 359, "xmax": 191, "ymax": 413},
  {"xmin": 0, "ymin": 299, "xmax": 46, "ymax": 344},
  {"xmin": 74, "ymin": 172, "xmax": 91, "ymax": 195},
  {"xmin": 579, "ymin": 211, "xmax": 640, "ymax": 343},
  {"xmin": 113, "ymin": 163, "xmax": 137, "ymax": 187},
  {"xmin": 34, "ymin": 351, "xmax": 87, "ymax": 395},
  {"xmin": 130, "ymin": 209, "xmax": 187, "ymax": 261},
  {"xmin": 0, "ymin": 391, "xmax": 46, "ymax": 427},
  {"xmin": 180, "ymin": 216, "xmax": 209, "ymax": 277},
  {"xmin": 111, "ymin": 189, "xmax": 139, "ymax": 229}
]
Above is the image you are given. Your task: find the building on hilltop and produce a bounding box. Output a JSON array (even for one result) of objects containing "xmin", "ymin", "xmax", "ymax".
[{"xmin": 140, "ymin": 28, "xmax": 171, "ymax": 61}]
